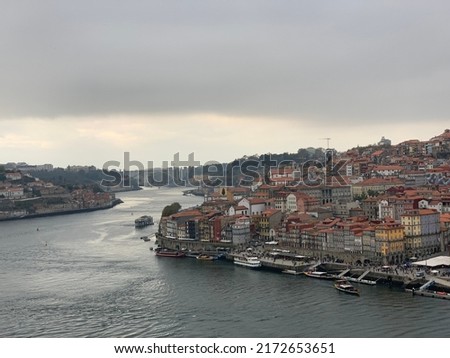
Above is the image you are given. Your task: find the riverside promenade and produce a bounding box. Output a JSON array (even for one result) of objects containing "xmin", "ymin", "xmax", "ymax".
[
  {"xmin": 157, "ymin": 235, "xmax": 450, "ymax": 295},
  {"xmin": 228, "ymin": 250, "xmax": 450, "ymax": 291}
]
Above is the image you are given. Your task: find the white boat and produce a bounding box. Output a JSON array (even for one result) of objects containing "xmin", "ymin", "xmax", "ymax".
[
  {"xmin": 304, "ymin": 271, "xmax": 336, "ymax": 280},
  {"xmin": 282, "ymin": 269, "xmax": 302, "ymax": 275},
  {"xmin": 345, "ymin": 276, "xmax": 377, "ymax": 286},
  {"xmin": 234, "ymin": 256, "xmax": 262, "ymax": 269},
  {"xmin": 334, "ymin": 279, "xmax": 360, "ymax": 296}
]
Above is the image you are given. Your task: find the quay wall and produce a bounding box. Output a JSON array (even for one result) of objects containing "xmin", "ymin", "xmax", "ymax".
[
  {"xmin": 157, "ymin": 235, "xmax": 234, "ymax": 252},
  {"xmin": 0, "ymin": 199, "xmax": 123, "ymax": 222},
  {"xmin": 156, "ymin": 236, "xmax": 446, "ymax": 288}
]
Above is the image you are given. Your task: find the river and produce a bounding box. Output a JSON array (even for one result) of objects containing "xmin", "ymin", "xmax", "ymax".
[{"xmin": 0, "ymin": 187, "xmax": 449, "ymax": 338}]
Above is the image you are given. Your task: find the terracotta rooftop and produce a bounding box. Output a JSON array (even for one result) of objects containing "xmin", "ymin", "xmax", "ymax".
[{"xmin": 171, "ymin": 209, "xmax": 203, "ymax": 219}]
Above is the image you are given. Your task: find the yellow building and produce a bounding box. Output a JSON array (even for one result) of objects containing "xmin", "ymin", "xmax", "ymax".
[
  {"xmin": 401, "ymin": 209, "xmax": 441, "ymax": 257},
  {"xmin": 375, "ymin": 220, "xmax": 405, "ymax": 264}
]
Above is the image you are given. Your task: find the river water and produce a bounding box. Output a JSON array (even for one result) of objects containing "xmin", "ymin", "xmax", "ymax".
[{"xmin": 1, "ymin": 187, "xmax": 449, "ymax": 338}]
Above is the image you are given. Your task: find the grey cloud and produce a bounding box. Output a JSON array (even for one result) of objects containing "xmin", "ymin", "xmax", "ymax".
[{"xmin": 1, "ymin": 0, "xmax": 450, "ymax": 123}]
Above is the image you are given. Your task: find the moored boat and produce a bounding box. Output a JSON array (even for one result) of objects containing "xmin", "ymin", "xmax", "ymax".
[
  {"xmin": 140, "ymin": 236, "xmax": 150, "ymax": 242},
  {"xmin": 196, "ymin": 254, "xmax": 216, "ymax": 261},
  {"xmin": 345, "ymin": 276, "xmax": 377, "ymax": 286},
  {"xmin": 282, "ymin": 269, "xmax": 303, "ymax": 275},
  {"xmin": 185, "ymin": 251, "xmax": 201, "ymax": 258},
  {"xmin": 334, "ymin": 279, "xmax": 360, "ymax": 296},
  {"xmin": 304, "ymin": 271, "xmax": 336, "ymax": 280},
  {"xmin": 155, "ymin": 248, "xmax": 185, "ymax": 258},
  {"xmin": 234, "ymin": 256, "xmax": 262, "ymax": 269}
]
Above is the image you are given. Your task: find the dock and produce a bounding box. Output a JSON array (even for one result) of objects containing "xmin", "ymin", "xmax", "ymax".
[
  {"xmin": 404, "ymin": 277, "xmax": 450, "ymax": 300},
  {"xmin": 336, "ymin": 268, "xmax": 350, "ymax": 278},
  {"xmin": 357, "ymin": 270, "xmax": 371, "ymax": 281},
  {"xmin": 259, "ymin": 257, "xmax": 311, "ymax": 272},
  {"xmin": 226, "ymin": 253, "xmax": 314, "ymax": 273}
]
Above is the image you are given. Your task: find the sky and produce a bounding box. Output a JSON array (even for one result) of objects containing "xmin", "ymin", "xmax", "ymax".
[{"xmin": 1, "ymin": 0, "xmax": 450, "ymax": 168}]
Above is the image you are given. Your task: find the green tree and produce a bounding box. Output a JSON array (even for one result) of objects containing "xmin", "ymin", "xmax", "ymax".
[
  {"xmin": 162, "ymin": 202, "xmax": 181, "ymax": 217},
  {"xmin": 367, "ymin": 190, "xmax": 380, "ymax": 197},
  {"xmin": 297, "ymin": 148, "xmax": 310, "ymax": 162},
  {"xmin": 354, "ymin": 193, "xmax": 367, "ymax": 201}
]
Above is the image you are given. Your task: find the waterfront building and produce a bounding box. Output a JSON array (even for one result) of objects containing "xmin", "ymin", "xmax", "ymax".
[
  {"xmin": 362, "ymin": 226, "xmax": 376, "ymax": 258},
  {"xmin": 198, "ymin": 214, "xmax": 211, "ymax": 241},
  {"xmin": 375, "ymin": 219, "xmax": 405, "ymax": 264},
  {"xmin": 231, "ymin": 216, "xmax": 251, "ymax": 245},
  {"xmin": 162, "ymin": 209, "xmax": 203, "ymax": 239},
  {"xmin": 401, "ymin": 209, "xmax": 441, "ymax": 258},
  {"xmin": 259, "ymin": 209, "xmax": 282, "ymax": 240}
]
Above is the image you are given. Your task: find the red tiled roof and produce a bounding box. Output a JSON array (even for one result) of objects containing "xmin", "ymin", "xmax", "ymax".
[
  {"xmin": 171, "ymin": 210, "xmax": 202, "ymax": 218},
  {"xmin": 249, "ymin": 198, "xmax": 267, "ymax": 205}
]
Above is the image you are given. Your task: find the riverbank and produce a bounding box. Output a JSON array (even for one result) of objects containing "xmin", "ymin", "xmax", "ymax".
[
  {"xmin": 156, "ymin": 234, "xmax": 450, "ymax": 293},
  {"xmin": 0, "ymin": 198, "xmax": 123, "ymax": 222}
]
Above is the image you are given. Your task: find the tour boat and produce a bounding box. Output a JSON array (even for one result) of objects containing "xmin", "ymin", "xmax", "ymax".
[
  {"xmin": 334, "ymin": 280, "xmax": 360, "ymax": 296},
  {"xmin": 135, "ymin": 215, "xmax": 154, "ymax": 228},
  {"xmin": 304, "ymin": 271, "xmax": 336, "ymax": 280},
  {"xmin": 234, "ymin": 256, "xmax": 262, "ymax": 269},
  {"xmin": 155, "ymin": 248, "xmax": 185, "ymax": 258}
]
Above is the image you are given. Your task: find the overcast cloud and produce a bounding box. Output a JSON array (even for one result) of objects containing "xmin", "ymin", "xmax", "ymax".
[{"xmin": 1, "ymin": 1, "xmax": 449, "ymax": 166}]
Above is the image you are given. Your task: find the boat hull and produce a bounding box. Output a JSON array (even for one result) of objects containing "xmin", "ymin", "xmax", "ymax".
[
  {"xmin": 196, "ymin": 255, "xmax": 217, "ymax": 261},
  {"xmin": 304, "ymin": 271, "xmax": 336, "ymax": 280},
  {"xmin": 334, "ymin": 280, "xmax": 360, "ymax": 296},
  {"xmin": 334, "ymin": 286, "xmax": 360, "ymax": 295},
  {"xmin": 155, "ymin": 249, "xmax": 185, "ymax": 258},
  {"xmin": 282, "ymin": 270, "xmax": 302, "ymax": 275},
  {"xmin": 234, "ymin": 257, "xmax": 262, "ymax": 269}
]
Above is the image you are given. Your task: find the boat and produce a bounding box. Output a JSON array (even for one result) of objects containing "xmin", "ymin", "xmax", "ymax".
[
  {"xmin": 140, "ymin": 236, "xmax": 150, "ymax": 242},
  {"xmin": 234, "ymin": 256, "xmax": 262, "ymax": 269},
  {"xmin": 196, "ymin": 254, "xmax": 216, "ymax": 261},
  {"xmin": 334, "ymin": 279, "xmax": 360, "ymax": 296},
  {"xmin": 345, "ymin": 276, "xmax": 377, "ymax": 286},
  {"xmin": 282, "ymin": 269, "xmax": 303, "ymax": 275},
  {"xmin": 184, "ymin": 251, "xmax": 201, "ymax": 258},
  {"xmin": 304, "ymin": 271, "xmax": 336, "ymax": 280},
  {"xmin": 155, "ymin": 248, "xmax": 185, "ymax": 258},
  {"xmin": 135, "ymin": 215, "xmax": 154, "ymax": 228}
]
